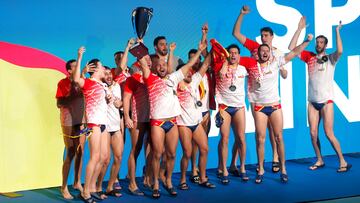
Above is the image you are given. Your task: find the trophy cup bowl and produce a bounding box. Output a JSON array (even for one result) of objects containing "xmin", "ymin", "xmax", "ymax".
[{"xmin": 129, "ymin": 7, "xmax": 153, "ymax": 59}]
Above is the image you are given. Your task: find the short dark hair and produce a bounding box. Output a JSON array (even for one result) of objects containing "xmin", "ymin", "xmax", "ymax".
[
  {"xmin": 188, "ymin": 49, "xmax": 202, "ymax": 60},
  {"xmin": 316, "ymin": 35, "xmax": 328, "ymax": 45},
  {"xmin": 153, "ymin": 36, "xmax": 166, "ymax": 47},
  {"xmin": 66, "ymin": 59, "xmax": 76, "ymax": 71},
  {"xmin": 260, "ymin": 27, "xmax": 274, "ymax": 36},
  {"xmin": 150, "ymin": 54, "xmax": 159, "ymax": 62},
  {"xmin": 226, "ymin": 44, "xmax": 241, "ymax": 53},
  {"xmin": 103, "ymin": 65, "xmax": 110, "ymax": 70},
  {"xmin": 258, "ymin": 44, "xmax": 271, "ymax": 53},
  {"xmin": 114, "ymin": 51, "xmax": 124, "ymax": 57},
  {"xmin": 176, "ymin": 64, "xmax": 185, "ymax": 71},
  {"xmin": 188, "ymin": 49, "xmax": 197, "ymax": 58}
]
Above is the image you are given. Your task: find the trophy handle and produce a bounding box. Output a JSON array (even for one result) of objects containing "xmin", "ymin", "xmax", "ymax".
[{"xmin": 131, "ymin": 9, "xmax": 137, "ymax": 37}]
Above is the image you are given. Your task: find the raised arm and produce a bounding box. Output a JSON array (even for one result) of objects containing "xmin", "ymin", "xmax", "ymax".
[
  {"xmin": 116, "ymin": 38, "xmax": 135, "ymax": 76},
  {"xmin": 333, "ymin": 21, "xmax": 343, "ymax": 62},
  {"xmin": 138, "ymin": 55, "xmax": 151, "ymax": 79},
  {"xmin": 197, "ymin": 53, "xmax": 211, "ymax": 77},
  {"xmin": 72, "ymin": 46, "xmax": 85, "ymax": 88},
  {"xmin": 288, "ymin": 16, "xmax": 307, "ymax": 50},
  {"xmin": 232, "ymin": 5, "xmax": 250, "ymax": 45},
  {"xmin": 180, "ymin": 41, "xmax": 207, "ymax": 76},
  {"xmin": 285, "ymin": 34, "xmax": 313, "ymax": 63},
  {"xmin": 167, "ymin": 42, "xmax": 176, "ymax": 73},
  {"xmin": 201, "ymin": 23, "xmax": 209, "ymax": 57}
]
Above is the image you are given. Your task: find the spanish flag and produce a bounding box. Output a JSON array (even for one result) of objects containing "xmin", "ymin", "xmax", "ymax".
[{"xmin": 0, "ymin": 41, "xmax": 66, "ymax": 193}]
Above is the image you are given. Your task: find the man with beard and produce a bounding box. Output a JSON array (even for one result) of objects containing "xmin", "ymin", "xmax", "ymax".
[
  {"xmin": 136, "ymin": 40, "xmax": 206, "ymax": 198},
  {"xmin": 252, "ymin": 34, "xmax": 313, "ymax": 184},
  {"xmin": 177, "ymin": 52, "xmax": 216, "ymax": 190},
  {"xmin": 56, "ymin": 59, "xmax": 85, "ymax": 199},
  {"xmin": 94, "ymin": 67, "xmax": 124, "ymax": 198},
  {"xmin": 231, "ymin": 5, "xmax": 289, "ymax": 174},
  {"xmin": 288, "ymin": 20, "xmax": 351, "ymax": 173},
  {"xmin": 123, "ymin": 39, "xmax": 152, "ymax": 196},
  {"xmin": 153, "ymin": 36, "xmax": 184, "ymax": 71}
]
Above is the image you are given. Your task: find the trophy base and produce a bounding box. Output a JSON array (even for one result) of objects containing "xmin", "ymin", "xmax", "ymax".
[{"xmin": 129, "ymin": 42, "xmax": 149, "ymax": 59}]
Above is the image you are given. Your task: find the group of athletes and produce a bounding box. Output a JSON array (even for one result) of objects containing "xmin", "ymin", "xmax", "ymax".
[{"xmin": 55, "ymin": 6, "xmax": 352, "ymax": 203}]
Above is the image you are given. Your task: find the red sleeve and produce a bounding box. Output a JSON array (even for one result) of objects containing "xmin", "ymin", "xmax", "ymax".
[
  {"xmin": 55, "ymin": 78, "xmax": 70, "ymax": 98},
  {"xmin": 124, "ymin": 77, "xmax": 136, "ymax": 94},
  {"xmin": 244, "ymin": 38, "xmax": 260, "ymax": 52},
  {"xmin": 144, "ymin": 73, "xmax": 156, "ymax": 86},
  {"xmin": 82, "ymin": 78, "xmax": 93, "ymax": 91},
  {"xmin": 239, "ymin": 56, "xmax": 257, "ymax": 70},
  {"xmin": 300, "ymin": 50, "xmax": 315, "ymax": 63},
  {"xmin": 111, "ymin": 68, "xmax": 117, "ymax": 77}
]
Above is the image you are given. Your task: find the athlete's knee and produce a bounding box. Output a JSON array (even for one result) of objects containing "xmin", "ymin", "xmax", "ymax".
[
  {"xmin": 100, "ymin": 153, "xmax": 110, "ymax": 166},
  {"xmin": 256, "ymin": 134, "xmax": 266, "ymax": 144},
  {"xmin": 166, "ymin": 150, "xmax": 176, "ymax": 160},
  {"xmin": 310, "ymin": 128, "xmax": 318, "ymax": 139},
  {"xmin": 91, "ymin": 152, "xmax": 101, "ymax": 163},
  {"xmin": 183, "ymin": 151, "xmax": 191, "ymax": 160},
  {"xmin": 153, "ymin": 150, "xmax": 163, "ymax": 161},
  {"xmin": 237, "ymin": 135, "xmax": 246, "ymax": 145},
  {"xmin": 199, "ymin": 145, "xmax": 209, "ymax": 155},
  {"xmin": 324, "ymin": 127, "xmax": 334, "ymax": 138},
  {"xmin": 66, "ymin": 149, "xmax": 76, "ymax": 159},
  {"xmin": 220, "ymin": 135, "xmax": 229, "ymax": 145},
  {"xmin": 274, "ymin": 133, "xmax": 283, "ymax": 143}
]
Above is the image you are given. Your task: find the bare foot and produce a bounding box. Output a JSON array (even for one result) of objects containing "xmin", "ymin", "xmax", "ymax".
[{"xmin": 61, "ymin": 187, "xmax": 73, "ymax": 200}]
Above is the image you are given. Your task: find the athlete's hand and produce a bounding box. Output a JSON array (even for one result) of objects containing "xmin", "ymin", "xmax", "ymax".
[
  {"xmin": 78, "ymin": 46, "xmax": 85, "ymax": 57},
  {"xmin": 127, "ymin": 38, "xmax": 135, "ymax": 48},
  {"xmin": 219, "ymin": 59, "xmax": 228, "ymax": 80},
  {"xmin": 169, "ymin": 42, "xmax": 176, "ymax": 52},
  {"xmin": 336, "ymin": 21, "xmax": 342, "ymax": 32},
  {"xmin": 105, "ymin": 93, "xmax": 113, "ymax": 104},
  {"xmin": 201, "ymin": 23, "xmax": 209, "ymax": 34},
  {"xmin": 113, "ymin": 97, "xmax": 122, "ymax": 108},
  {"xmin": 241, "ymin": 5, "xmax": 250, "ymax": 15},
  {"xmin": 307, "ymin": 33, "xmax": 314, "ymax": 41},
  {"xmin": 83, "ymin": 63, "xmax": 96, "ymax": 73},
  {"xmin": 125, "ymin": 116, "xmax": 134, "ymax": 129}
]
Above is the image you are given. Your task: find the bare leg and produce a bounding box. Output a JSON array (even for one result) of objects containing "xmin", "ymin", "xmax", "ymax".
[
  {"xmin": 308, "ymin": 103, "xmax": 324, "ymax": 168},
  {"xmin": 94, "ymin": 131, "xmax": 110, "ymax": 199},
  {"xmin": 61, "ymin": 135, "xmax": 76, "ymax": 199},
  {"xmin": 232, "ymin": 108, "xmax": 247, "ymax": 174},
  {"xmin": 268, "ymin": 121, "xmax": 279, "ymax": 163},
  {"xmin": 81, "ymin": 127, "xmax": 102, "ymax": 199},
  {"xmin": 106, "ymin": 130, "xmax": 124, "ymax": 197},
  {"xmin": 179, "ymin": 126, "xmax": 193, "ymax": 185},
  {"xmin": 73, "ymin": 133, "xmax": 85, "ymax": 192},
  {"xmin": 192, "ymin": 125, "xmax": 209, "ymax": 183},
  {"xmin": 219, "ymin": 111, "xmax": 232, "ymax": 177},
  {"xmin": 127, "ymin": 122, "xmax": 146, "ymax": 191},
  {"xmin": 321, "ymin": 103, "xmax": 347, "ymax": 168},
  {"xmin": 150, "ymin": 126, "xmax": 166, "ymax": 194},
  {"xmin": 269, "ymin": 109, "xmax": 286, "ymax": 174},
  {"xmin": 164, "ymin": 125, "xmax": 179, "ymax": 190},
  {"xmin": 254, "ymin": 111, "xmax": 268, "ymax": 179}
]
